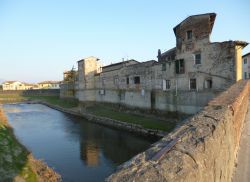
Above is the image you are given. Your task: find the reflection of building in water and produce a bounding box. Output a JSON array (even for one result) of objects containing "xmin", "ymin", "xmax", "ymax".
[{"xmin": 80, "ymin": 141, "xmax": 100, "ymax": 166}]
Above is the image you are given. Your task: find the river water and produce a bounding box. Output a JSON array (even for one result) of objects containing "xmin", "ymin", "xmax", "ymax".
[{"xmin": 3, "ymin": 103, "xmax": 156, "ymax": 182}]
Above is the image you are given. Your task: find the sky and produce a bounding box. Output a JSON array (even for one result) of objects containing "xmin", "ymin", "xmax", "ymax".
[{"xmin": 0, "ymin": 0, "xmax": 250, "ymax": 83}]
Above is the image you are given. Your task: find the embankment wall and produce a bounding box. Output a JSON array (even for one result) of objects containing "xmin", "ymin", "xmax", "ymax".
[
  {"xmin": 107, "ymin": 80, "xmax": 250, "ymax": 182},
  {"xmin": 0, "ymin": 89, "xmax": 60, "ymax": 96},
  {"xmin": 77, "ymin": 89, "xmax": 218, "ymax": 114}
]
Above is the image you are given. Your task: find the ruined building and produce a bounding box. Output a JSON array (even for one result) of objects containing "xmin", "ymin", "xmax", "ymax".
[{"xmin": 61, "ymin": 13, "xmax": 248, "ymax": 114}]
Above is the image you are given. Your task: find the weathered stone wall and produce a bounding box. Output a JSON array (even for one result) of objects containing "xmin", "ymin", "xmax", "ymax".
[
  {"xmin": 107, "ymin": 80, "xmax": 250, "ymax": 182},
  {"xmin": 60, "ymin": 82, "xmax": 75, "ymax": 98},
  {"xmin": 91, "ymin": 89, "xmax": 218, "ymax": 114},
  {"xmin": 22, "ymin": 89, "xmax": 60, "ymax": 96}
]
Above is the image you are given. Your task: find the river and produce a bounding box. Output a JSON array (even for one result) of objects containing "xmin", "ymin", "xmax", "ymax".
[{"xmin": 3, "ymin": 103, "xmax": 156, "ymax": 182}]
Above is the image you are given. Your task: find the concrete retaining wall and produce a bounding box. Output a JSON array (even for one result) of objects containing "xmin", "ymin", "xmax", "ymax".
[
  {"xmin": 0, "ymin": 89, "xmax": 60, "ymax": 96},
  {"xmin": 77, "ymin": 89, "xmax": 219, "ymax": 114},
  {"xmin": 107, "ymin": 80, "xmax": 249, "ymax": 182}
]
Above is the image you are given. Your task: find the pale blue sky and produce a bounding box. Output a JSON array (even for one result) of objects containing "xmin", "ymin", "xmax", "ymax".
[{"xmin": 0, "ymin": 0, "xmax": 249, "ymax": 83}]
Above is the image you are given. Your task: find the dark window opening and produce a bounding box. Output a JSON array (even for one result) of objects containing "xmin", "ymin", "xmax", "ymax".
[
  {"xmin": 195, "ymin": 53, "xmax": 201, "ymax": 64},
  {"xmin": 244, "ymin": 72, "xmax": 247, "ymax": 79},
  {"xmin": 162, "ymin": 62, "xmax": 166, "ymax": 71},
  {"xmin": 187, "ymin": 30, "xmax": 192, "ymax": 40},
  {"xmin": 134, "ymin": 76, "xmax": 140, "ymax": 84},
  {"xmin": 126, "ymin": 77, "xmax": 129, "ymax": 84},
  {"xmin": 166, "ymin": 80, "xmax": 171, "ymax": 89},
  {"xmin": 205, "ymin": 79, "xmax": 212, "ymax": 89},
  {"xmin": 175, "ymin": 59, "xmax": 185, "ymax": 74},
  {"xmin": 244, "ymin": 58, "xmax": 247, "ymax": 64},
  {"xmin": 190, "ymin": 79, "xmax": 196, "ymax": 90}
]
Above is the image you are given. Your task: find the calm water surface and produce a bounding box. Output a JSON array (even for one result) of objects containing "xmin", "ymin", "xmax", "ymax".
[{"xmin": 3, "ymin": 104, "xmax": 156, "ymax": 182}]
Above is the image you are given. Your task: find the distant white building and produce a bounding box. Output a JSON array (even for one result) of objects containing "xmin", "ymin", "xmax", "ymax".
[
  {"xmin": 242, "ymin": 52, "xmax": 250, "ymax": 79},
  {"xmin": 37, "ymin": 81, "xmax": 61, "ymax": 89},
  {"xmin": 2, "ymin": 81, "xmax": 25, "ymax": 90}
]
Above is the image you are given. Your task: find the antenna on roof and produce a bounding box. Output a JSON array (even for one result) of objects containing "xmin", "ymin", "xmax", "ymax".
[{"xmin": 71, "ymin": 65, "xmax": 75, "ymax": 71}]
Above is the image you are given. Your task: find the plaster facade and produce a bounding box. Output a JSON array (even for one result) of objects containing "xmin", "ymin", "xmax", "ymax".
[{"xmin": 62, "ymin": 13, "xmax": 248, "ymax": 114}]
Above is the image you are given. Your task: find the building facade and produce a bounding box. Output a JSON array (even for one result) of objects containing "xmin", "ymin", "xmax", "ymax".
[
  {"xmin": 38, "ymin": 81, "xmax": 61, "ymax": 89},
  {"xmin": 62, "ymin": 13, "xmax": 248, "ymax": 114},
  {"xmin": 242, "ymin": 52, "xmax": 250, "ymax": 79}
]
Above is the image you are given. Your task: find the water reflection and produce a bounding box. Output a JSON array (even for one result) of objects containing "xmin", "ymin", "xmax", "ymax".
[
  {"xmin": 3, "ymin": 104, "xmax": 156, "ymax": 182},
  {"xmin": 81, "ymin": 142, "xmax": 100, "ymax": 166}
]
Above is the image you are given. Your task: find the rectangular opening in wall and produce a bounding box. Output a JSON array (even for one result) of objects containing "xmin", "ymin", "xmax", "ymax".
[
  {"xmin": 244, "ymin": 72, "xmax": 247, "ymax": 79},
  {"xmin": 244, "ymin": 58, "xmax": 247, "ymax": 64},
  {"xmin": 205, "ymin": 79, "xmax": 212, "ymax": 89},
  {"xmin": 187, "ymin": 30, "xmax": 192, "ymax": 40},
  {"xmin": 163, "ymin": 79, "xmax": 170, "ymax": 90},
  {"xmin": 190, "ymin": 78, "xmax": 196, "ymax": 90},
  {"xmin": 176, "ymin": 59, "xmax": 185, "ymax": 74},
  {"xmin": 102, "ymin": 77, "xmax": 105, "ymax": 87},
  {"xmin": 134, "ymin": 76, "xmax": 140, "ymax": 84},
  {"xmin": 114, "ymin": 76, "xmax": 119, "ymax": 86},
  {"xmin": 126, "ymin": 77, "xmax": 129, "ymax": 84},
  {"xmin": 162, "ymin": 62, "xmax": 166, "ymax": 71},
  {"xmin": 99, "ymin": 89, "xmax": 105, "ymax": 95},
  {"xmin": 195, "ymin": 53, "xmax": 201, "ymax": 65}
]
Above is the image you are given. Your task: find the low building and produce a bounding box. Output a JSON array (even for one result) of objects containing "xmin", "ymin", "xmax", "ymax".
[
  {"xmin": 2, "ymin": 81, "xmax": 24, "ymax": 90},
  {"xmin": 38, "ymin": 81, "xmax": 61, "ymax": 89},
  {"xmin": 242, "ymin": 52, "xmax": 250, "ymax": 79},
  {"xmin": 2, "ymin": 81, "xmax": 37, "ymax": 90}
]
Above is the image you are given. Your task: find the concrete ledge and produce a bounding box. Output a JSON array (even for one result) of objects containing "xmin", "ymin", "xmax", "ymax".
[{"xmin": 107, "ymin": 80, "xmax": 250, "ymax": 182}]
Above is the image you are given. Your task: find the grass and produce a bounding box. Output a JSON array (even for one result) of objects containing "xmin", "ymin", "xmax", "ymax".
[
  {"xmin": 25, "ymin": 95, "xmax": 79, "ymax": 109},
  {"xmin": 0, "ymin": 115, "xmax": 37, "ymax": 181},
  {"xmin": 86, "ymin": 105, "xmax": 176, "ymax": 132}
]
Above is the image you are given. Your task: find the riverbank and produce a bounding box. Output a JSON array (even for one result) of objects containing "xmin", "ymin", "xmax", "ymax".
[
  {"xmin": 0, "ymin": 107, "xmax": 61, "ymax": 182},
  {"xmin": 0, "ymin": 94, "xmax": 181, "ymax": 137}
]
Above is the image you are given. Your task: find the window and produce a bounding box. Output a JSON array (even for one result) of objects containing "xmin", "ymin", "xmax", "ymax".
[
  {"xmin": 205, "ymin": 79, "xmax": 212, "ymax": 89},
  {"xmin": 190, "ymin": 79, "xmax": 196, "ymax": 90},
  {"xmin": 248, "ymin": 73, "xmax": 250, "ymax": 79},
  {"xmin": 102, "ymin": 77, "xmax": 105, "ymax": 87},
  {"xmin": 162, "ymin": 62, "xmax": 166, "ymax": 71},
  {"xmin": 195, "ymin": 53, "xmax": 201, "ymax": 65},
  {"xmin": 126, "ymin": 77, "xmax": 129, "ymax": 84},
  {"xmin": 187, "ymin": 30, "xmax": 192, "ymax": 40},
  {"xmin": 175, "ymin": 59, "xmax": 185, "ymax": 74},
  {"xmin": 114, "ymin": 76, "xmax": 119, "ymax": 86},
  {"xmin": 244, "ymin": 58, "xmax": 247, "ymax": 64},
  {"xmin": 134, "ymin": 76, "xmax": 140, "ymax": 84},
  {"xmin": 244, "ymin": 72, "xmax": 247, "ymax": 79},
  {"xmin": 163, "ymin": 80, "xmax": 171, "ymax": 90}
]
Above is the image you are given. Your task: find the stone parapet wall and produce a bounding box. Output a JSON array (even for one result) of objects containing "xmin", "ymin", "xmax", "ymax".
[{"xmin": 107, "ymin": 80, "xmax": 250, "ymax": 182}]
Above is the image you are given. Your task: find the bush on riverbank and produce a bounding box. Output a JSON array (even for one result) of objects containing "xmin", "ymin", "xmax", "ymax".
[{"xmin": 0, "ymin": 108, "xmax": 61, "ymax": 182}]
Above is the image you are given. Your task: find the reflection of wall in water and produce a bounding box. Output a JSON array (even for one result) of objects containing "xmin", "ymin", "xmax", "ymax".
[{"xmin": 80, "ymin": 141, "xmax": 100, "ymax": 166}]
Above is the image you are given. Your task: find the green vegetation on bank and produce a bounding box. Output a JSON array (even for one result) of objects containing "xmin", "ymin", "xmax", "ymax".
[
  {"xmin": 25, "ymin": 96, "xmax": 78, "ymax": 108},
  {"xmin": 0, "ymin": 93, "xmax": 176, "ymax": 132},
  {"xmin": 86, "ymin": 105, "xmax": 176, "ymax": 132},
  {"xmin": 0, "ymin": 94, "xmax": 25, "ymax": 103},
  {"xmin": 0, "ymin": 111, "xmax": 37, "ymax": 181}
]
